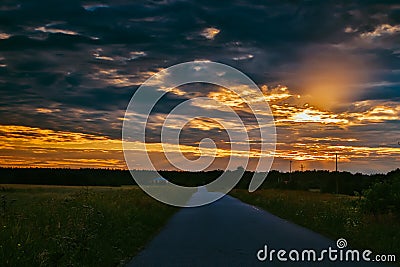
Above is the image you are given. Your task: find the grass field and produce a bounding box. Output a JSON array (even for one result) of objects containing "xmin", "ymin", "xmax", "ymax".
[
  {"xmin": 231, "ymin": 189, "xmax": 400, "ymax": 262},
  {"xmin": 0, "ymin": 184, "xmax": 192, "ymax": 266}
]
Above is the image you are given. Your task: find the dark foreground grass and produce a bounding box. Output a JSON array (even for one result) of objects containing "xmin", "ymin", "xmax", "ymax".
[
  {"xmin": 0, "ymin": 185, "xmax": 191, "ymax": 266},
  {"xmin": 231, "ymin": 189, "xmax": 399, "ymax": 263}
]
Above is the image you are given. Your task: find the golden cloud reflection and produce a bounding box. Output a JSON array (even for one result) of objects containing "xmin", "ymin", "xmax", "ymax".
[
  {"xmin": 1, "ymin": 121, "xmax": 399, "ymax": 171},
  {"xmin": 357, "ymin": 106, "xmax": 399, "ymax": 122},
  {"xmin": 200, "ymin": 27, "xmax": 220, "ymax": 40}
]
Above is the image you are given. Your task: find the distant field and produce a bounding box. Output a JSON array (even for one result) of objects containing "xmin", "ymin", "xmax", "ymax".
[
  {"xmin": 0, "ymin": 184, "xmax": 192, "ymax": 266},
  {"xmin": 231, "ymin": 189, "xmax": 400, "ymax": 263}
]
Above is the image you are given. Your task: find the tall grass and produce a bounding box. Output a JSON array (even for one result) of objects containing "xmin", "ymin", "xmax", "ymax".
[
  {"xmin": 231, "ymin": 189, "xmax": 400, "ymax": 262},
  {"xmin": 0, "ymin": 185, "xmax": 190, "ymax": 266}
]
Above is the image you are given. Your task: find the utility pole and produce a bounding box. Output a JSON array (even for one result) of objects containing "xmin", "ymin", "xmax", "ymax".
[
  {"xmin": 335, "ymin": 153, "xmax": 339, "ymax": 194},
  {"xmin": 335, "ymin": 153, "xmax": 338, "ymax": 172},
  {"xmin": 300, "ymin": 164, "xmax": 304, "ymax": 172},
  {"xmin": 289, "ymin": 160, "xmax": 292, "ymax": 173}
]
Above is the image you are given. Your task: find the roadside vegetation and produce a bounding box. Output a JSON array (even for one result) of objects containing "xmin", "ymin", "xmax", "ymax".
[
  {"xmin": 0, "ymin": 185, "xmax": 189, "ymax": 266},
  {"xmin": 231, "ymin": 188, "xmax": 400, "ymax": 263},
  {"xmin": 1, "ymin": 168, "xmax": 399, "ymax": 265}
]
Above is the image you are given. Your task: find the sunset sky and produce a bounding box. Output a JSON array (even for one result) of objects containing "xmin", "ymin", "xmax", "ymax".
[{"xmin": 0, "ymin": 0, "xmax": 399, "ymax": 173}]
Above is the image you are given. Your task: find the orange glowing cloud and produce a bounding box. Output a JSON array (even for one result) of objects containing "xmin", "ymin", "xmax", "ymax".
[
  {"xmin": 0, "ymin": 125, "xmax": 125, "ymax": 168},
  {"xmin": 1, "ymin": 82, "xmax": 398, "ymax": 171}
]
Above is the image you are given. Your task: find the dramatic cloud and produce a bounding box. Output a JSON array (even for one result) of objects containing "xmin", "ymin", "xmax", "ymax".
[{"xmin": 0, "ymin": 0, "xmax": 399, "ymax": 173}]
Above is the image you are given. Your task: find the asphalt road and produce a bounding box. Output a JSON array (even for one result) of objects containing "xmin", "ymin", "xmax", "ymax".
[{"xmin": 127, "ymin": 187, "xmax": 387, "ymax": 267}]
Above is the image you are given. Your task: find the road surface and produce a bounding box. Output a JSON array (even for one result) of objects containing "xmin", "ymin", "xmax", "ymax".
[{"xmin": 127, "ymin": 187, "xmax": 387, "ymax": 266}]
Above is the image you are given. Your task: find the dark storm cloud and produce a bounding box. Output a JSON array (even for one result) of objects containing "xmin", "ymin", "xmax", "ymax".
[{"xmin": 0, "ymin": 0, "xmax": 399, "ymax": 140}]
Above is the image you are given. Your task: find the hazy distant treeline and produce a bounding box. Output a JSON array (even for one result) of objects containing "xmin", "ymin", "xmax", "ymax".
[{"xmin": 0, "ymin": 167, "xmax": 399, "ymax": 196}]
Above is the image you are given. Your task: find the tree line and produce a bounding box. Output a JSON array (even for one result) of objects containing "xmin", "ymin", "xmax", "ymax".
[{"xmin": 0, "ymin": 167, "xmax": 398, "ymax": 196}]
